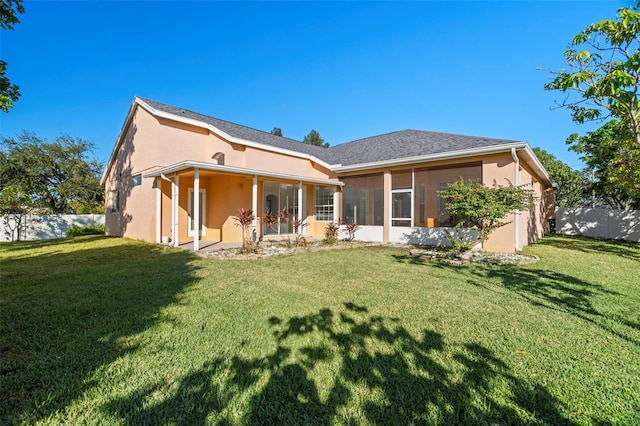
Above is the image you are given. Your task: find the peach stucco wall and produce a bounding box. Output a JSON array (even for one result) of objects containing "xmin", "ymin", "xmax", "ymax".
[{"xmin": 105, "ymin": 104, "xmax": 336, "ymax": 243}]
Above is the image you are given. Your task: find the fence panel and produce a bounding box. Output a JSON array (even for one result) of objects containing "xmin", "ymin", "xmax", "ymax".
[
  {"xmin": 556, "ymin": 207, "xmax": 640, "ymax": 242},
  {"xmin": 0, "ymin": 214, "xmax": 105, "ymax": 242}
]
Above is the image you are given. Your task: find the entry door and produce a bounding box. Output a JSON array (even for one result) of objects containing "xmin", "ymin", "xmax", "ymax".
[{"xmin": 188, "ymin": 189, "xmax": 206, "ymax": 237}]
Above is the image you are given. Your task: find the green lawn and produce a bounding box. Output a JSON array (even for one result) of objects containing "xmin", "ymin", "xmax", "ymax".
[{"xmin": 1, "ymin": 235, "xmax": 638, "ymax": 425}]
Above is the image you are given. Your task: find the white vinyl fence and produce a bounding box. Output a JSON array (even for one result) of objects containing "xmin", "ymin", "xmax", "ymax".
[
  {"xmin": 0, "ymin": 214, "xmax": 105, "ymax": 242},
  {"xmin": 555, "ymin": 207, "xmax": 640, "ymax": 242}
]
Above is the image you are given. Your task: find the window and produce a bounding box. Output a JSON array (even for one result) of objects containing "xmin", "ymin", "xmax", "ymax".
[
  {"xmin": 132, "ymin": 174, "xmax": 142, "ymax": 187},
  {"xmin": 110, "ymin": 190, "xmax": 119, "ymax": 213},
  {"xmin": 314, "ymin": 186, "xmax": 334, "ymax": 221},
  {"xmin": 212, "ymin": 152, "xmax": 225, "ymax": 165}
]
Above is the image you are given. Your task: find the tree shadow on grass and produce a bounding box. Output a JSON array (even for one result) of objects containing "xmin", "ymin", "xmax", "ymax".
[
  {"xmin": 103, "ymin": 302, "xmax": 575, "ymax": 425},
  {"xmin": 393, "ymin": 246, "xmax": 639, "ymax": 347},
  {"xmin": 543, "ymin": 234, "xmax": 640, "ymax": 261},
  {"xmin": 0, "ymin": 237, "xmax": 200, "ymax": 424}
]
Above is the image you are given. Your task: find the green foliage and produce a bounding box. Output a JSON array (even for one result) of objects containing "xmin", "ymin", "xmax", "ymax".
[
  {"xmin": 567, "ymin": 120, "xmax": 640, "ymax": 209},
  {"xmin": 0, "ymin": 132, "xmax": 104, "ymax": 213},
  {"xmin": 302, "ymin": 129, "xmax": 329, "ymax": 148},
  {"xmin": 323, "ymin": 221, "xmax": 339, "ymax": 244},
  {"xmin": 0, "ymin": 182, "xmax": 34, "ymax": 241},
  {"xmin": 445, "ymin": 226, "xmax": 475, "ymax": 253},
  {"xmin": 0, "ymin": 0, "xmax": 24, "ymax": 113},
  {"xmin": 438, "ymin": 179, "xmax": 532, "ymax": 245},
  {"xmin": 544, "ymin": 3, "xmax": 640, "ymax": 134},
  {"xmin": 65, "ymin": 224, "xmax": 105, "ymax": 237},
  {"xmin": 532, "ymin": 147, "xmax": 585, "ymax": 207},
  {"xmin": 270, "ymin": 127, "xmax": 283, "ymax": 136}
]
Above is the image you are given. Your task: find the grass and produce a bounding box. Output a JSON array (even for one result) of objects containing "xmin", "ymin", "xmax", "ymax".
[{"xmin": 1, "ymin": 235, "xmax": 639, "ymax": 425}]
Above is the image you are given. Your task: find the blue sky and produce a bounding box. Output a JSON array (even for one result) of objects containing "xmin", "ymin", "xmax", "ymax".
[{"xmin": 0, "ymin": 1, "xmax": 628, "ymax": 169}]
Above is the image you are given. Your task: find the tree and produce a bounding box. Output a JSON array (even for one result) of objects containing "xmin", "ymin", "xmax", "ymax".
[
  {"xmin": 0, "ymin": 0, "xmax": 24, "ymax": 113},
  {"xmin": 544, "ymin": 2, "xmax": 640, "ymax": 143},
  {"xmin": 438, "ymin": 179, "xmax": 532, "ymax": 247},
  {"xmin": 0, "ymin": 132, "xmax": 104, "ymax": 214},
  {"xmin": 303, "ymin": 129, "xmax": 329, "ymax": 148},
  {"xmin": 532, "ymin": 147, "xmax": 586, "ymax": 207},
  {"xmin": 270, "ymin": 127, "xmax": 283, "ymax": 136},
  {"xmin": 0, "ymin": 182, "xmax": 36, "ymax": 241},
  {"xmin": 566, "ymin": 120, "xmax": 640, "ymax": 209}
]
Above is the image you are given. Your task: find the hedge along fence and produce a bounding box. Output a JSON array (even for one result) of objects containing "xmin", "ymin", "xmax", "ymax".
[
  {"xmin": 0, "ymin": 214, "xmax": 105, "ymax": 242},
  {"xmin": 555, "ymin": 207, "xmax": 640, "ymax": 242}
]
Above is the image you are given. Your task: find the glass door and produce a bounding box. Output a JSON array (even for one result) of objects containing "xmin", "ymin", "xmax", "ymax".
[{"xmin": 262, "ymin": 181, "xmax": 307, "ymax": 236}]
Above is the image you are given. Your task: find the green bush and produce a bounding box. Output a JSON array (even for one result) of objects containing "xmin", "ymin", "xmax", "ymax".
[{"xmin": 66, "ymin": 224, "xmax": 105, "ymax": 237}]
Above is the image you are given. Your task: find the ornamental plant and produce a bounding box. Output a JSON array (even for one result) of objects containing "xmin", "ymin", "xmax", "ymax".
[
  {"xmin": 323, "ymin": 222, "xmax": 340, "ymax": 245},
  {"xmin": 438, "ymin": 178, "xmax": 533, "ymax": 248},
  {"xmin": 233, "ymin": 208, "xmax": 255, "ymax": 254}
]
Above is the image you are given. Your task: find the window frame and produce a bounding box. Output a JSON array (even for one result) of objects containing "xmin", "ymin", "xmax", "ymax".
[{"xmin": 314, "ymin": 185, "xmax": 334, "ymax": 222}]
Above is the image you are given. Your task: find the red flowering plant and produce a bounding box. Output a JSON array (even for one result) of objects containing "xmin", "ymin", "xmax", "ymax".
[
  {"xmin": 438, "ymin": 178, "xmax": 533, "ymax": 249},
  {"xmin": 233, "ymin": 208, "xmax": 256, "ymax": 253}
]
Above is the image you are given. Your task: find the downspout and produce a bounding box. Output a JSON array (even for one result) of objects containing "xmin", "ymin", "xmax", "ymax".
[{"xmin": 511, "ymin": 148, "xmax": 522, "ymax": 251}]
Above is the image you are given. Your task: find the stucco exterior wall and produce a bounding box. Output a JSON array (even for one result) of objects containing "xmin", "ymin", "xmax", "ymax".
[
  {"xmin": 106, "ymin": 105, "xmax": 336, "ymax": 244},
  {"xmin": 105, "ymin": 102, "xmax": 553, "ymax": 252}
]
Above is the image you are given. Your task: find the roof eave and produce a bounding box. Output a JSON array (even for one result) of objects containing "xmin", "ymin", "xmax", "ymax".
[
  {"xmin": 330, "ymin": 142, "xmax": 529, "ymax": 173},
  {"xmin": 143, "ymin": 161, "xmax": 344, "ymax": 187},
  {"xmin": 100, "ymin": 98, "xmax": 138, "ymax": 185}
]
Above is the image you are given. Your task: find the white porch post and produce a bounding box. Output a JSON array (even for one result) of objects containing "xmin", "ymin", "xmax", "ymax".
[
  {"xmin": 252, "ymin": 175, "xmax": 258, "ymax": 241},
  {"xmin": 298, "ymin": 181, "xmax": 303, "ymax": 234},
  {"xmin": 172, "ymin": 174, "xmax": 179, "ymax": 247},
  {"xmin": 193, "ymin": 168, "xmax": 200, "ymax": 251},
  {"xmin": 155, "ymin": 177, "xmax": 162, "ymax": 243},
  {"xmin": 333, "ymin": 187, "xmax": 340, "ymax": 223}
]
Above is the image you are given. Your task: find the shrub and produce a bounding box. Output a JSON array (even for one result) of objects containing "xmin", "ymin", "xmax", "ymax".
[
  {"xmin": 324, "ymin": 222, "xmax": 340, "ymax": 245},
  {"xmin": 438, "ymin": 178, "xmax": 533, "ymax": 246},
  {"xmin": 66, "ymin": 224, "xmax": 105, "ymax": 237},
  {"xmin": 342, "ymin": 220, "xmax": 360, "ymax": 241},
  {"xmin": 446, "ymin": 227, "xmax": 475, "ymax": 253},
  {"xmin": 233, "ymin": 208, "xmax": 255, "ymax": 254}
]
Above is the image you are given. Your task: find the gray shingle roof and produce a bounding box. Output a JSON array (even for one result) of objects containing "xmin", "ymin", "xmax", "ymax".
[
  {"xmin": 138, "ymin": 97, "xmax": 523, "ymax": 167},
  {"xmin": 326, "ymin": 130, "xmax": 522, "ymax": 166},
  {"xmin": 139, "ymin": 97, "xmax": 330, "ymax": 160}
]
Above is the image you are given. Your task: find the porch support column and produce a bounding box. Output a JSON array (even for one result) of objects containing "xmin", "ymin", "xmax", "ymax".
[
  {"xmin": 511, "ymin": 148, "xmax": 521, "ymax": 251},
  {"xmin": 172, "ymin": 174, "xmax": 179, "ymax": 247},
  {"xmin": 155, "ymin": 177, "xmax": 161, "ymax": 244},
  {"xmin": 193, "ymin": 168, "xmax": 200, "ymax": 251},
  {"xmin": 333, "ymin": 186, "xmax": 340, "ymax": 223},
  {"xmin": 383, "ymin": 170, "xmax": 391, "ymax": 243},
  {"xmin": 252, "ymin": 175, "xmax": 258, "ymax": 241},
  {"xmin": 298, "ymin": 181, "xmax": 303, "ymax": 234}
]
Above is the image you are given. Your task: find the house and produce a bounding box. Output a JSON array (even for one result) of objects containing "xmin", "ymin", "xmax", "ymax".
[{"xmin": 101, "ymin": 97, "xmax": 554, "ymax": 253}]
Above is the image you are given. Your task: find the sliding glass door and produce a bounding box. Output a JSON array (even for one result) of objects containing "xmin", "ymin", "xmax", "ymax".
[{"xmin": 262, "ymin": 181, "xmax": 307, "ymax": 235}]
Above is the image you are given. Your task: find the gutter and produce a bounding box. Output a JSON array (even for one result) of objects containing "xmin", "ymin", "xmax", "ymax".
[{"xmin": 143, "ymin": 161, "xmax": 344, "ymax": 187}]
